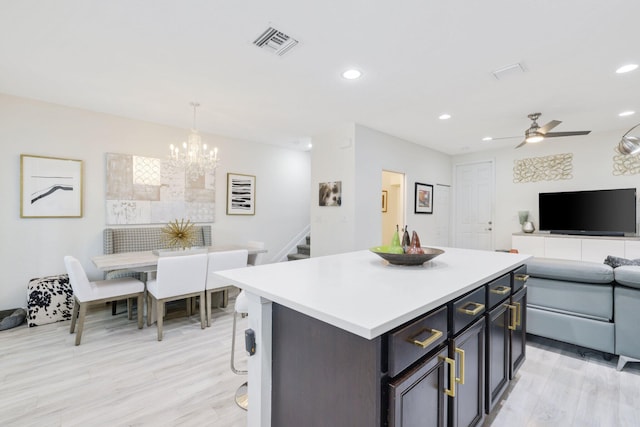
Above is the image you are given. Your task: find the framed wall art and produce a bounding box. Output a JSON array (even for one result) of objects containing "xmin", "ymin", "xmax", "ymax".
[
  {"xmin": 105, "ymin": 152, "xmax": 215, "ymax": 225},
  {"xmin": 318, "ymin": 181, "xmax": 342, "ymax": 206},
  {"xmin": 382, "ymin": 190, "xmax": 388, "ymax": 212},
  {"xmin": 227, "ymin": 173, "xmax": 256, "ymax": 215},
  {"xmin": 414, "ymin": 182, "xmax": 433, "ymax": 214},
  {"xmin": 20, "ymin": 154, "xmax": 83, "ymax": 218}
]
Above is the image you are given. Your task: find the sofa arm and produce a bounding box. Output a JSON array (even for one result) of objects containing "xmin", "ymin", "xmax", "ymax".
[{"xmin": 614, "ymin": 266, "xmax": 640, "ymax": 289}]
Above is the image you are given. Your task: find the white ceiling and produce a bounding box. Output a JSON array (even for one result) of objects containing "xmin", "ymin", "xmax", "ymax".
[{"xmin": 1, "ymin": 0, "xmax": 639, "ymax": 154}]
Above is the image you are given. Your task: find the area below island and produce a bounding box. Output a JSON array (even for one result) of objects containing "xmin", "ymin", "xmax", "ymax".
[{"xmin": 214, "ymin": 246, "xmax": 531, "ymax": 427}]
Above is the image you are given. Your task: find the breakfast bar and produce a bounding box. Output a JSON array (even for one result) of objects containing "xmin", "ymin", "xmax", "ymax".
[{"xmin": 215, "ymin": 247, "xmax": 530, "ymax": 427}]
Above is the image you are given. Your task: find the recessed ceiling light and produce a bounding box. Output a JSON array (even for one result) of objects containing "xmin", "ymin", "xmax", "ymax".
[
  {"xmin": 616, "ymin": 64, "xmax": 638, "ymax": 74},
  {"xmin": 342, "ymin": 69, "xmax": 362, "ymax": 80},
  {"xmin": 482, "ymin": 137, "xmax": 493, "ymax": 142},
  {"xmin": 439, "ymin": 114, "xmax": 451, "ymax": 120},
  {"xmin": 619, "ymin": 111, "xmax": 636, "ymax": 117}
]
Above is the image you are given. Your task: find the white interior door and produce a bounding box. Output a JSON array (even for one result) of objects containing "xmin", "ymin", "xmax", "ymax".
[{"xmin": 454, "ymin": 161, "xmax": 494, "ymax": 250}]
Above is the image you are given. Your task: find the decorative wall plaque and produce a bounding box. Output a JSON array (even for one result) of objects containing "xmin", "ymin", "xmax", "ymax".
[
  {"xmin": 105, "ymin": 153, "xmax": 215, "ymax": 224},
  {"xmin": 612, "ymin": 147, "xmax": 640, "ymax": 176},
  {"xmin": 513, "ymin": 153, "xmax": 573, "ymax": 183}
]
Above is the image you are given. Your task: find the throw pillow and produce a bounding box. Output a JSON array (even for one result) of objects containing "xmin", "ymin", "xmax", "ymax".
[
  {"xmin": 0, "ymin": 308, "xmax": 26, "ymax": 330},
  {"xmin": 603, "ymin": 255, "xmax": 640, "ymax": 269}
]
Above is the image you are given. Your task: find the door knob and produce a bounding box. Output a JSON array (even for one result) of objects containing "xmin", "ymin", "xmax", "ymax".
[{"xmin": 486, "ymin": 227, "xmax": 492, "ymax": 231}]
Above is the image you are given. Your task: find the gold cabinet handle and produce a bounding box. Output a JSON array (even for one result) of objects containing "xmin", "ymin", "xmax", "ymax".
[
  {"xmin": 514, "ymin": 274, "xmax": 529, "ymax": 282},
  {"xmin": 507, "ymin": 304, "xmax": 517, "ymax": 330},
  {"xmin": 490, "ymin": 286, "xmax": 510, "ymax": 295},
  {"xmin": 455, "ymin": 347, "xmax": 465, "ymax": 385},
  {"xmin": 439, "ymin": 356, "xmax": 456, "ymax": 397},
  {"xmin": 458, "ymin": 302, "xmax": 485, "ymax": 316},
  {"xmin": 514, "ymin": 301, "xmax": 522, "ymax": 326},
  {"xmin": 409, "ymin": 328, "xmax": 443, "ymax": 349}
]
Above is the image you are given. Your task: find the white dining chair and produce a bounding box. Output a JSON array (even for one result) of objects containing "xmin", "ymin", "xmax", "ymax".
[
  {"xmin": 205, "ymin": 249, "xmax": 248, "ymax": 327},
  {"xmin": 246, "ymin": 241, "xmax": 265, "ymax": 267},
  {"xmin": 64, "ymin": 255, "xmax": 145, "ymax": 346},
  {"xmin": 146, "ymin": 252, "xmax": 208, "ymax": 341}
]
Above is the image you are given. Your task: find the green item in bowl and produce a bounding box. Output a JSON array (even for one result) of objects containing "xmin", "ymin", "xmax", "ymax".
[{"xmin": 371, "ymin": 245, "xmax": 405, "ymax": 254}]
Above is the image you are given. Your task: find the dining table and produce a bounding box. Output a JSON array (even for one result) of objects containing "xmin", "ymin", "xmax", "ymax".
[
  {"xmin": 91, "ymin": 244, "xmax": 268, "ymax": 319},
  {"xmin": 91, "ymin": 244, "xmax": 267, "ymax": 272}
]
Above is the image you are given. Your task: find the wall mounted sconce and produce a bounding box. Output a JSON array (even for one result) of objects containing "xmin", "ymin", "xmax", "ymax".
[{"xmin": 618, "ymin": 123, "xmax": 640, "ymax": 155}]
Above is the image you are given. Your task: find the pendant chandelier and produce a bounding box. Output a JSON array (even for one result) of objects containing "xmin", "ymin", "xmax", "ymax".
[{"xmin": 169, "ymin": 102, "xmax": 219, "ymax": 181}]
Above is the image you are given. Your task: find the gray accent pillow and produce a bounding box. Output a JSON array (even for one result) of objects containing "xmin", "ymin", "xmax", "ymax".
[
  {"xmin": 603, "ymin": 255, "xmax": 640, "ymax": 269},
  {"xmin": 0, "ymin": 308, "xmax": 26, "ymax": 330}
]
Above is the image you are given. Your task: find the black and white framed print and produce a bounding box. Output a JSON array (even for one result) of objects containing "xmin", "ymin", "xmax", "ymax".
[
  {"xmin": 20, "ymin": 154, "xmax": 83, "ymax": 218},
  {"xmin": 227, "ymin": 173, "xmax": 256, "ymax": 215}
]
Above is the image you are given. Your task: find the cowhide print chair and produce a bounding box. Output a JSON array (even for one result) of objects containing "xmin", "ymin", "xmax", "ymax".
[{"xmin": 64, "ymin": 256, "xmax": 145, "ymax": 345}]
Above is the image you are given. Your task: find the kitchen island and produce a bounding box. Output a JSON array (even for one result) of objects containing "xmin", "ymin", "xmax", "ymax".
[{"xmin": 214, "ymin": 247, "xmax": 530, "ymax": 427}]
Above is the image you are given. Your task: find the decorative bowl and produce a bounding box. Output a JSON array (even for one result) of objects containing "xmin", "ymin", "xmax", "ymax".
[{"xmin": 370, "ymin": 246, "xmax": 445, "ymax": 266}]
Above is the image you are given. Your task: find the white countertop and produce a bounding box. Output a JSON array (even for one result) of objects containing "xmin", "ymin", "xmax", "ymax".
[{"xmin": 215, "ymin": 247, "xmax": 530, "ymax": 340}]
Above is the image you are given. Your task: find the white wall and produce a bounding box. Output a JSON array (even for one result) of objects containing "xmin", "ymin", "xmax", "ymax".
[
  {"xmin": 311, "ymin": 124, "xmax": 453, "ymax": 256},
  {"xmin": 0, "ymin": 94, "xmax": 310, "ymax": 310},
  {"xmin": 309, "ymin": 124, "xmax": 356, "ymax": 256},
  {"xmin": 452, "ymin": 130, "xmax": 640, "ymax": 251}
]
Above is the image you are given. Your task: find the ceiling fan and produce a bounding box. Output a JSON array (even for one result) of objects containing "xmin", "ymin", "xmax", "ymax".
[{"xmin": 503, "ymin": 113, "xmax": 591, "ymax": 148}]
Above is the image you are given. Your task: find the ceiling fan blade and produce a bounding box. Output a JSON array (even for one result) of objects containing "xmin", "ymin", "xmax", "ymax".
[
  {"xmin": 514, "ymin": 139, "xmax": 527, "ymax": 149},
  {"xmin": 544, "ymin": 130, "xmax": 591, "ymax": 138},
  {"xmin": 489, "ymin": 135, "xmax": 521, "ymax": 141},
  {"xmin": 537, "ymin": 120, "xmax": 562, "ymax": 135}
]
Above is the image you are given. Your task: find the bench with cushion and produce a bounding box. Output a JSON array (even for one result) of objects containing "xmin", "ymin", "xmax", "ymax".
[{"xmin": 103, "ymin": 225, "xmax": 212, "ymax": 277}]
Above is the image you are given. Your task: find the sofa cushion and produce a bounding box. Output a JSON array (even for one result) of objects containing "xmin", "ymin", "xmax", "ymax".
[
  {"xmin": 527, "ymin": 277, "xmax": 613, "ymax": 320},
  {"xmin": 525, "ymin": 257, "xmax": 614, "ymax": 284},
  {"xmin": 613, "ymin": 266, "xmax": 640, "ymax": 290}
]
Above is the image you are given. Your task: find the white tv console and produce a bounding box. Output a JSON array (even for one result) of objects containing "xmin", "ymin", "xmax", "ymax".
[{"xmin": 512, "ymin": 232, "xmax": 640, "ymax": 262}]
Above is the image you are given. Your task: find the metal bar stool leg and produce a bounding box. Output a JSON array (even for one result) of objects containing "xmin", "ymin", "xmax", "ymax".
[{"xmin": 231, "ymin": 295, "xmax": 248, "ymax": 410}]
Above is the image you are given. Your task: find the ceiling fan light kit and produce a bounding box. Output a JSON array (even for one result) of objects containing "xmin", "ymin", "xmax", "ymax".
[{"xmin": 513, "ymin": 112, "xmax": 591, "ymax": 148}]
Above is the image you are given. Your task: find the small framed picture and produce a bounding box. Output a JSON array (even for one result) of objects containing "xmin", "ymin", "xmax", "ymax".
[
  {"xmin": 382, "ymin": 190, "xmax": 388, "ymax": 212},
  {"xmin": 20, "ymin": 154, "xmax": 83, "ymax": 218},
  {"xmin": 227, "ymin": 173, "xmax": 256, "ymax": 215},
  {"xmin": 318, "ymin": 181, "xmax": 342, "ymax": 206},
  {"xmin": 414, "ymin": 182, "xmax": 433, "ymax": 214}
]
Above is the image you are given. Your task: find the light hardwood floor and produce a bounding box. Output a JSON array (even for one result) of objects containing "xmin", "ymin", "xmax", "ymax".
[
  {"xmin": 2, "ymin": 294, "xmax": 640, "ymax": 427},
  {"xmin": 1, "ymin": 291, "xmax": 249, "ymax": 427}
]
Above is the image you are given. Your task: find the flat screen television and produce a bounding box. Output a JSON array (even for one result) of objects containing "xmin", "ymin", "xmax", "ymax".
[{"xmin": 538, "ymin": 188, "xmax": 637, "ymax": 236}]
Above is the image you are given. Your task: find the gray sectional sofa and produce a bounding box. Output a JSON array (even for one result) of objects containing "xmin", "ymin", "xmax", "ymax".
[{"xmin": 525, "ymin": 257, "xmax": 640, "ymax": 371}]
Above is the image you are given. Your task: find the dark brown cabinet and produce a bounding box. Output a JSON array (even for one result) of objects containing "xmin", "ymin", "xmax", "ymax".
[
  {"xmin": 449, "ymin": 318, "xmax": 485, "ymax": 427},
  {"xmin": 510, "ymin": 287, "xmax": 527, "ymax": 378},
  {"xmin": 485, "ymin": 269, "xmax": 528, "ymax": 414},
  {"xmin": 485, "ymin": 301, "xmax": 510, "ymax": 413},
  {"xmin": 389, "ymin": 346, "xmax": 450, "ymax": 427},
  {"xmin": 270, "ymin": 265, "xmax": 527, "ymax": 427}
]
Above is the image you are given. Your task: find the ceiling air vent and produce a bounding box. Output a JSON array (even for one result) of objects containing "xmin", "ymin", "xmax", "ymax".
[{"xmin": 253, "ymin": 27, "xmax": 298, "ymax": 56}]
